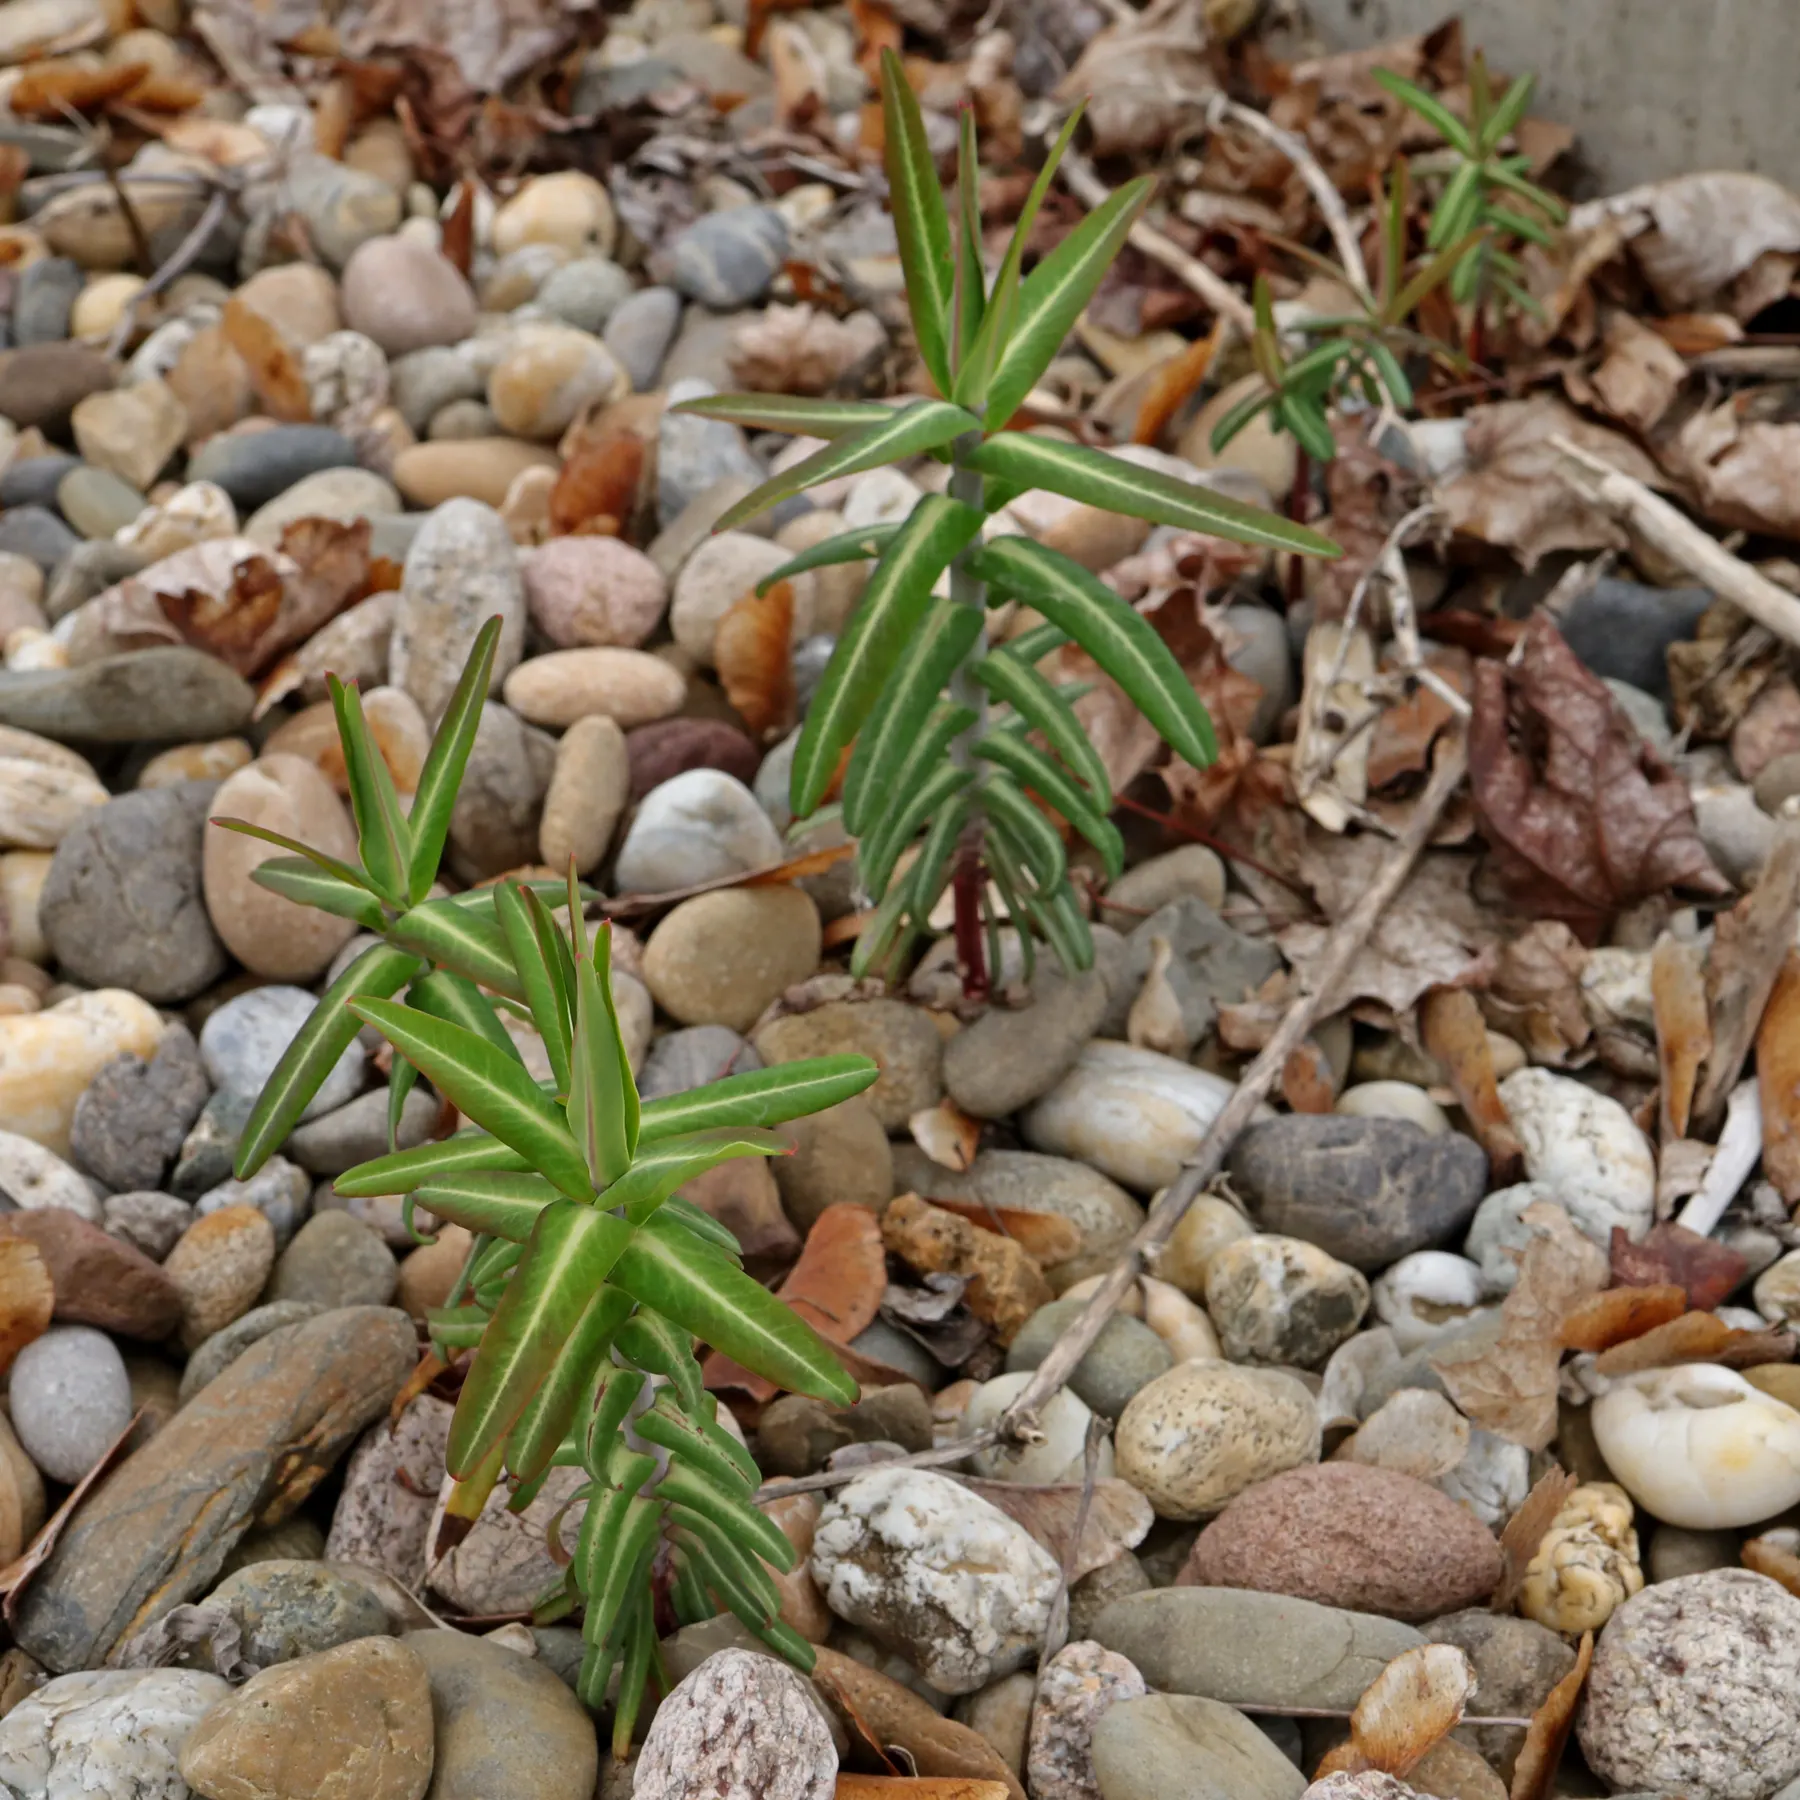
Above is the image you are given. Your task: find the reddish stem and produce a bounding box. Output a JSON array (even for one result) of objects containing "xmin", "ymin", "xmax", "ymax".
[{"xmin": 951, "ymin": 831, "xmax": 989, "ymax": 1002}]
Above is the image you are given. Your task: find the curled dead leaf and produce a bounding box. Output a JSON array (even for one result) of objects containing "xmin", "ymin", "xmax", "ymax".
[
  {"xmin": 1126, "ymin": 934, "xmax": 1190, "ymax": 1059},
  {"xmin": 1609, "ymin": 1221, "xmax": 1748, "ymax": 1312},
  {"xmin": 1420, "ymin": 987, "xmax": 1524, "ymax": 1184},
  {"xmin": 1651, "ymin": 934, "xmax": 1710, "ymax": 1140},
  {"xmin": 1492, "ymin": 1466, "xmax": 1578, "ymax": 1616},
  {"xmin": 714, "ymin": 579, "xmax": 797, "ymax": 743},
  {"xmin": 1280, "ymin": 1037, "xmax": 1341, "ymax": 1114},
  {"xmin": 1591, "ymin": 1309, "xmax": 1793, "ymax": 1376},
  {"xmin": 1507, "ymin": 1630, "xmax": 1592, "ymax": 1800},
  {"xmin": 1758, "ymin": 948, "xmax": 1800, "ymax": 1205},
  {"xmin": 1559, "ymin": 1284, "xmax": 1688, "ymax": 1353},
  {"xmin": 157, "ymin": 557, "xmax": 284, "ymax": 677},
  {"xmin": 221, "ymin": 295, "xmax": 313, "ymax": 422},
  {"xmin": 1314, "ymin": 1644, "xmax": 1477, "ymax": 1780},
  {"xmin": 0, "ymin": 1238, "xmax": 53, "ymax": 1376},
  {"xmin": 9, "ymin": 59, "xmax": 150, "ymax": 118},
  {"xmin": 548, "ymin": 433, "xmax": 645, "ymax": 539},
  {"xmin": 909, "ymin": 1099, "xmax": 983, "ymax": 1174}
]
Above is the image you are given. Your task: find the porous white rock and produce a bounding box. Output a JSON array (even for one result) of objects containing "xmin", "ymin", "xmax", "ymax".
[
  {"xmin": 1497, "ymin": 1069, "xmax": 1655, "ymax": 1244},
  {"xmin": 811, "ymin": 1466, "xmax": 1060, "ymax": 1694},
  {"xmin": 1370, "ymin": 1252, "xmax": 1492, "ymax": 1351}
]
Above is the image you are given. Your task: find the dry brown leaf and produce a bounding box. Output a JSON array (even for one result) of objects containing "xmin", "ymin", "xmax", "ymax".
[
  {"xmin": 1470, "ymin": 613, "xmax": 1729, "ymax": 938},
  {"xmin": 714, "ymin": 579, "xmax": 797, "ymax": 743},
  {"xmin": 1697, "ymin": 827, "xmax": 1800, "ymax": 1126},
  {"xmin": 702, "ymin": 1203, "xmax": 886, "ymax": 1402},
  {"xmin": 0, "ymin": 1239, "xmax": 52, "ymax": 1377},
  {"xmin": 1281, "ymin": 1038, "xmax": 1340, "ymax": 1114},
  {"xmin": 9, "ymin": 60, "xmax": 150, "ymax": 117},
  {"xmin": 1336, "ymin": 1644, "xmax": 1477, "ymax": 1779},
  {"xmin": 1666, "ymin": 402, "xmax": 1800, "ymax": 540},
  {"xmin": 1651, "ymin": 934, "xmax": 1711, "ymax": 1140},
  {"xmin": 1432, "ymin": 1202, "xmax": 1607, "ymax": 1450},
  {"xmin": 440, "ymin": 176, "xmax": 477, "ymax": 278},
  {"xmin": 1592, "ymin": 1310, "xmax": 1793, "ymax": 1376},
  {"xmin": 221, "ymin": 295, "xmax": 313, "ymax": 422},
  {"xmin": 277, "ymin": 516, "xmax": 379, "ymax": 647},
  {"xmin": 1132, "ymin": 324, "xmax": 1223, "ymax": 448},
  {"xmin": 1277, "ymin": 839, "xmax": 1500, "ymax": 1025},
  {"xmin": 1559, "ymin": 1284, "xmax": 1688, "ymax": 1353},
  {"xmin": 958, "ymin": 1477, "xmax": 1153, "ymax": 1582},
  {"xmin": 1420, "ymin": 987, "xmax": 1524, "ymax": 1185},
  {"xmin": 334, "ymin": 0, "xmax": 584, "ymax": 91},
  {"xmin": 1507, "ymin": 1630, "xmax": 1592, "ymax": 1800},
  {"xmin": 1055, "ymin": 0, "xmax": 1213, "ymax": 158},
  {"xmin": 1367, "ymin": 649, "xmax": 1472, "ymax": 791},
  {"xmin": 1584, "ymin": 310, "xmax": 1687, "ymax": 435},
  {"xmin": 1492, "ymin": 1466, "xmax": 1578, "ymax": 1615},
  {"xmin": 1606, "ymin": 171, "xmax": 1800, "ymax": 311},
  {"xmin": 729, "ymin": 305, "xmax": 886, "ymax": 396},
  {"xmin": 1476, "ymin": 920, "xmax": 1591, "ymax": 1067},
  {"xmin": 1438, "ymin": 397, "xmax": 1667, "ymax": 568},
  {"xmin": 1610, "ymin": 1221, "xmax": 1748, "ymax": 1312},
  {"xmin": 547, "ymin": 434, "xmax": 645, "ymax": 539},
  {"xmin": 157, "ymin": 557, "xmax": 285, "ymax": 677},
  {"xmin": 927, "ymin": 1200, "xmax": 1082, "ymax": 1267},
  {"xmin": 1760, "ymin": 950, "xmax": 1800, "ymax": 1205},
  {"xmin": 909, "ymin": 1100, "xmax": 983, "ymax": 1175}
]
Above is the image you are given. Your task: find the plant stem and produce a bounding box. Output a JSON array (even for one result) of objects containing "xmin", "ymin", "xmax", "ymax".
[
  {"xmin": 947, "ymin": 445, "xmax": 990, "ymax": 999},
  {"xmin": 1284, "ymin": 447, "xmax": 1310, "ymax": 610}
]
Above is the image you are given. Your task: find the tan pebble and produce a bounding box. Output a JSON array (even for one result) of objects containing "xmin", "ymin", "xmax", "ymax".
[
  {"xmin": 642, "ymin": 886, "xmax": 822, "ymax": 1033},
  {"xmin": 0, "ymin": 989, "xmax": 163, "ymax": 1155},
  {"xmin": 395, "ymin": 1224, "xmax": 472, "ymax": 1322},
  {"xmin": 0, "ymin": 850, "xmax": 52, "ymax": 963},
  {"xmin": 70, "ymin": 378, "xmax": 187, "ymax": 489},
  {"xmin": 69, "ymin": 272, "xmax": 144, "ymax": 342},
  {"xmin": 0, "ymin": 757, "xmax": 108, "ymax": 850},
  {"xmin": 491, "ymin": 171, "xmax": 616, "ymax": 258},
  {"xmin": 487, "ymin": 325, "xmax": 625, "ymax": 442},
  {"xmin": 500, "ymin": 463, "xmax": 557, "ymax": 544},
  {"xmin": 234, "ymin": 263, "xmax": 343, "ymax": 349},
  {"xmin": 501, "ymin": 647, "xmax": 685, "ymax": 730},
  {"xmin": 391, "ymin": 438, "xmax": 558, "ymax": 510},
  {"xmin": 137, "ymin": 738, "xmax": 253, "ymax": 789},
  {"xmin": 164, "ymin": 1204, "xmax": 277, "ymax": 1352},
  {"xmin": 164, "ymin": 323, "xmax": 254, "ymax": 442},
  {"xmin": 538, "ymin": 714, "xmax": 629, "ymax": 875},
  {"xmin": 0, "ymin": 984, "xmax": 37, "ymax": 1016},
  {"xmin": 0, "ymin": 553, "xmax": 45, "ymax": 639},
  {"xmin": 763, "ymin": 1493, "xmax": 831, "ymax": 1642}
]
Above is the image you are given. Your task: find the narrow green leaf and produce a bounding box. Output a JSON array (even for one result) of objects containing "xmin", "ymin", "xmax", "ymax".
[
  {"xmin": 841, "ymin": 591, "xmax": 984, "ymax": 836},
  {"xmin": 1002, "ymin": 622, "xmax": 1070, "ymax": 664},
  {"xmin": 964, "ymin": 433, "xmax": 1341, "ymax": 557},
  {"xmin": 447, "ymin": 1198, "xmax": 634, "ymax": 1476},
  {"xmin": 350, "ymin": 997, "xmax": 594, "ymax": 1200},
  {"xmin": 334, "ymin": 1131, "xmax": 529, "ymax": 1197},
  {"xmin": 1208, "ymin": 384, "xmax": 1278, "ymax": 455},
  {"xmin": 1371, "ymin": 67, "xmax": 1475, "ymax": 155},
  {"xmin": 601, "ymin": 1127, "xmax": 789, "ymax": 1223},
  {"xmin": 615, "ymin": 1308, "xmax": 707, "ymax": 1417},
  {"xmin": 662, "ymin": 1194, "xmax": 747, "ymax": 1259},
  {"xmin": 495, "ymin": 881, "xmax": 573, "ymax": 1096},
  {"xmin": 879, "ymin": 46, "xmax": 955, "ymax": 391},
  {"xmin": 1430, "ymin": 160, "xmax": 1485, "ymax": 248},
  {"xmin": 952, "ymin": 105, "xmax": 986, "ymax": 371},
  {"xmin": 610, "ymin": 1593, "xmax": 658, "ymax": 1759},
  {"xmin": 791, "ymin": 491, "xmax": 985, "ymax": 816},
  {"xmin": 1366, "ymin": 339, "xmax": 1413, "ymax": 410},
  {"xmin": 413, "ymin": 1170, "xmax": 561, "ymax": 1242},
  {"xmin": 1024, "ymin": 877, "xmax": 1095, "ymax": 974},
  {"xmin": 669, "ymin": 1512, "xmax": 783, "ymax": 1622},
  {"xmin": 329, "ymin": 674, "xmax": 411, "ymax": 903},
  {"xmin": 850, "ymin": 864, "xmax": 921, "ymax": 982},
  {"xmin": 985, "ymin": 771, "xmax": 1067, "ymax": 892},
  {"xmin": 568, "ymin": 921, "xmax": 634, "ymax": 1189},
  {"xmin": 235, "ymin": 943, "xmax": 422, "ymax": 1178},
  {"xmin": 979, "ymin": 174, "xmax": 1151, "ymax": 428},
  {"xmin": 1485, "ymin": 162, "xmax": 1568, "ymax": 222},
  {"xmin": 1487, "ymin": 204, "xmax": 1555, "ymax": 248},
  {"xmin": 955, "ymin": 103, "xmax": 1086, "ymax": 413},
  {"xmin": 712, "ymin": 402, "xmax": 980, "ymax": 536},
  {"xmin": 505, "ymin": 1283, "xmax": 634, "ymax": 1483},
  {"xmin": 636, "ymin": 1404, "xmax": 754, "ymax": 1499},
  {"xmin": 901, "ymin": 785, "xmax": 966, "ymax": 929},
  {"xmin": 1388, "ymin": 229, "xmax": 1487, "ymax": 322},
  {"xmin": 974, "ymin": 731, "xmax": 1123, "ymax": 878},
  {"xmin": 666, "ymin": 393, "xmax": 895, "ymax": 437},
  {"xmin": 636, "ymin": 1055, "xmax": 879, "ymax": 1140},
  {"xmin": 657, "ymin": 1458, "xmax": 797, "ymax": 1569},
  {"xmin": 389, "ymin": 899, "xmax": 530, "ymax": 1002},
  {"xmin": 613, "ymin": 1212, "xmax": 858, "ymax": 1404},
  {"xmin": 408, "ymin": 615, "xmax": 503, "ymax": 903},
  {"xmin": 579, "ymin": 1482, "xmax": 662, "ymax": 1653},
  {"xmin": 859, "ymin": 759, "xmax": 973, "ymax": 901},
  {"xmin": 585, "ymin": 1364, "xmax": 648, "ymax": 1473},
  {"xmin": 1275, "ymin": 391, "xmax": 1339, "ymax": 464},
  {"xmin": 1482, "ymin": 71, "xmax": 1534, "ymax": 151},
  {"xmin": 387, "ymin": 1056, "xmax": 419, "ymax": 1158},
  {"xmin": 972, "ymin": 535, "xmax": 1223, "ymax": 768},
  {"xmin": 211, "ymin": 818, "xmax": 380, "ymax": 898},
  {"xmin": 754, "ymin": 524, "xmax": 898, "ymax": 595},
  {"xmin": 971, "ymin": 646, "xmax": 1111, "ymax": 801},
  {"xmin": 984, "ymin": 835, "xmax": 1035, "ymax": 984},
  {"xmin": 248, "ymin": 857, "xmax": 386, "ymax": 931},
  {"xmin": 850, "ymin": 699, "xmax": 974, "ymax": 850},
  {"xmin": 407, "ymin": 969, "xmax": 527, "ymax": 1065}
]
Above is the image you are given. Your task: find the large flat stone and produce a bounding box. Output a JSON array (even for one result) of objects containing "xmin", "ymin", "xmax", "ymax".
[{"xmin": 12, "ymin": 1305, "xmax": 415, "ymax": 1673}]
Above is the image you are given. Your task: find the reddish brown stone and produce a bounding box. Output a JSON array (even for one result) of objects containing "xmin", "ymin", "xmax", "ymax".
[
  {"xmin": 626, "ymin": 717, "xmax": 759, "ymax": 804},
  {"xmin": 1179, "ymin": 1461, "xmax": 1503, "ymax": 1621},
  {"xmin": 0, "ymin": 1208, "xmax": 181, "ymax": 1341}
]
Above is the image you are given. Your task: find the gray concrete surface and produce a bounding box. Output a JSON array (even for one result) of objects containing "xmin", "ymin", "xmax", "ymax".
[{"xmin": 1301, "ymin": 0, "xmax": 1800, "ymax": 193}]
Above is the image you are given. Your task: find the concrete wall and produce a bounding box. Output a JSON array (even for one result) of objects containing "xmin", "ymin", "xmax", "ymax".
[{"xmin": 1300, "ymin": 0, "xmax": 1800, "ymax": 194}]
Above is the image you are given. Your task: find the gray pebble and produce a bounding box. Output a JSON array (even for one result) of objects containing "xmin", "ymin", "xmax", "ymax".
[
  {"xmin": 102, "ymin": 1191, "xmax": 195, "ymax": 1262},
  {"xmin": 671, "ymin": 206, "xmax": 788, "ymax": 309},
  {"xmin": 179, "ymin": 1299, "xmax": 324, "ymax": 1402},
  {"xmin": 537, "ymin": 257, "xmax": 634, "ymax": 334},
  {"xmin": 12, "ymin": 258, "xmax": 82, "ymax": 345},
  {"xmin": 206, "ymin": 1559, "xmax": 390, "ymax": 1667},
  {"xmin": 0, "ymin": 504, "xmax": 78, "ymax": 573},
  {"xmin": 8, "ymin": 1325, "xmax": 133, "ymax": 1483},
  {"xmin": 604, "ymin": 285, "xmax": 682, "ymax": 390},
  {"xmin": 188, "ymin": 425, "xmax": 359, "ymax": 507},
  {"xmin": 266, "ymin": 1210, "xmax": 397, "ymax": 1309},
  {"xmin": 637, "ymin": 1025, "xmax": 762, "ymax": 1103},
  {"xmin": 196, "ymin": 1155, "xmax": 312, "ymax": 1250},
  {"xmin": 0, "ymin": 454, "xmax": 78, "ymax": 508},
  {"xmin": 171, "ymin": 1089, "xmax": 255, "ymax": 1201},
  {"xmin": 70, "ymin": 1022, "xmax": 211, "ymax": 1193},
  {"xmin": 199, "ymin": 986, "xmax": 365, "ymax": 1117}
]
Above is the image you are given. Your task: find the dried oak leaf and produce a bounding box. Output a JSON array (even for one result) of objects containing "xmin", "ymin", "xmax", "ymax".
[
  {"xmin": 1651, "ymin": 933, "xmax": 1710, "ymax": 1140},
  {"xmin": 1311, "ymin": 435, "xmax": 1431, "ymax": 627},
  {"xmin": 1432, "ymin": 1201, "xmax": 1607, "ymax": 1450},
  {"xmin": 1592, "ymin": 1310, "xmax": 1793, "ymax": 1376},
  {"xmin": 1055, "ymin": 0, "xmax": 1213, "ymax": 159},
  {"xmin": 1608, "ymin": 171, "xmax": 1800, "ymax": 312},
  {"xmin": 1313, "ymin": 1644, "xmax": 1476, "ymax": 1781},
  {"xmin": 1579, "ymin": 310, "xmax": 1688, "ymax": 436},
  {"xmin": 1760, "ymin": 948, "xmax": 1800, "ymax": 1204},
  {"xmin": 1438, "ymin": 397, "xmax": 1666, "ymax": 568},
  {"xmin": 1558, "ymin": 1284, "xmax": 1688, "ymax": 1353},
  {"xmin": 1367, "ymin": 648, "xmax": 1473, "ymax": 791},
  {"xmin": 714, "ymin": 579, "xmax": 797, "ymax": 743},
  {"xmin": 1476, "ymin": 920, "xmax": 1590, "ymax": 1067},
  {"xmin": 548, "ymin": 434, "xmax": 645, "ymax": 539},
  {"xmin": 958, "ymin": 1476, "xmax": 1153, "ymax": 1583},
  {"xmin": 1665, "ymin": 402, "xmax": 1800, "ymax": 540},
  {"xmin": 1420, "ymin": 986, "xmax": 1523, "ymax": 1184},
  {"xmin": 1508, "ymin": 1630, "xmax": 1592, "ymax": 1800},
  {"xmin": 1469, "ymin": 612, "xmax": 1729, "ymax": 938},
  {"xmin": 701, "ymin": 1202, "xmax": 885, "ymax": 1402},
  {"xmin": 1492, "ymin": 1465, "xmax": 1578, "ymax": 1615},
  {"xmin": 157, "ymin": 556, "xmax": 285, "ymax": 677},
  {"xmin": 1276, "ymin": 837, "xmax": 1501, "ymax": 1024},
  {"xmin": 221, "ymin": 294, "xmax": 313, "ymax": 422},
  {"xmin": 1609, "ymin": 1221, "xmax": 1748, "ymax": 1312}
]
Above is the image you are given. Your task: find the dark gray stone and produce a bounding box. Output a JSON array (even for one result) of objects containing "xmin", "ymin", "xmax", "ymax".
[
  {"xmin": 0, "ymin": 503, "xmax": 77, "ymax": 572},
  {"xmin": 1227, "ymin": 1114, "xmax": 1490, "ymax": 1272},
  {"xmin": 1559, "ymin": 577, "xmax": 1713, "ymax": 701},
  {"xmin": 11, "ymin": 258, "xmax": 82, "ymax": 345},
  {"xmin": 1097, "ymin": 897, "xmax": 1284, "ymax": 1042},
  {"xmin": 171, "ymin": 1089, "xmax": 255, "ymax": 1201},
  {"xmin": 69, "ymin": 1023, "xmax": 211, "ymax": 1192},
  {"xmin": 11, "ymin": 1306, "xmax": 416, "ymax": 1673},
  {"xmin": 204, "ymin": 1558, "xmax": 389, "ymax": 1666},
  {"xmin": 1007, "ymin": 1296, "xmax": 1173, "ymax": 1419},
  {"xmin": 40, "ymin": 783, "xmax": 226, "ymax": 1002},
  {"xmin": 0, "ymin": 650, "xmax": 253, "ymax": 741},
  {"xmin": 0, "ymin": 452, "xmax": 78, "ymax": 508},
  {"xmin": 670, "ymin": 206, "xmax": 789, "ymax": 308},
  {"xmin": 266, "ymin": 1211, "xmax": 396, "ymax": 1310},
  {"xmin": 187, "ymin": 425, "xmax": 358, "ymax": 507}
]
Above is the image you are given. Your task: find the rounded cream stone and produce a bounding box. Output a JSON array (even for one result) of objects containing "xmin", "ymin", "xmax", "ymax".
[
  {"xmin": 0, "ymin": 989, "xmax": 163, "ymax": 1155},
  {"xmin": 960, "ymin": 1371, "xmax": 1114, "ymax": 1484},
  {"xmin": 1113, "ymin": 1358, "xmax": 1320, "ymax": 1520},
  {"xmin": 487, "ymin": 324, "xmax": 626, "ymax": 441},
  {"xmin": 501, "ymin": 648, "xmax": 686, "ymax": 730},
  {"xmin": 1755, "ymin": 1249, "xmax": 1800, "ymax": 1324},
  {"xmin": 1591, "ymin": 1364, "xmax": 1800, "ymax": 1529},
  {"xmin": 0, "ymin": 850, "xmax": 52, "ymax": 962},
  {"xmin": 1140, "ymin": 1273, "xmax": 1220, "ymax": 1362},
  {"xmin": 1149, "ymin": 1193, "xmax": 1253, "ymax": 1298},
  {"xmin": 670, "ymin": 532, "xmax": 796, "ymax": 668},
  {"xmin": 1371, "ymin": 1251, "xmax": 1493, "ymax": 1352},
  {"xmin": 1334, "ymin": 1080, "xmax": 1451, "ymax": 1135},
  {"xmin": 491, "ymin": 171, "xmax": 617, "ymax": 259},
  {"xmin": 138, "ymin": 738, "xmax": 254, "ymax": 790}
]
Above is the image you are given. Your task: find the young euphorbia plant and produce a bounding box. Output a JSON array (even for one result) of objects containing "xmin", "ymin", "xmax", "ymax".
[
  {"xmin": 675, "ymin": 51, "xmax": 1339, "ymax": 993},
  {"xmin": 215, "ymin": 619, "xmax": 880, "ymax": 1750}
]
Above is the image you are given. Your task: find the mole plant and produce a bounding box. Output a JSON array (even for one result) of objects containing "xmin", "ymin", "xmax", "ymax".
[
  {"xmin": 215, "ymin": 618, "xmax": 880, "ymax": 1750},
  {"xmin": 675, "ymin": 50, "xmax": 1338, "ymax": 997}
]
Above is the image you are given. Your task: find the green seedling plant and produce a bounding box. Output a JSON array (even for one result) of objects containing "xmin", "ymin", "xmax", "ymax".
[
  {"xmin": 215, "ymin": 618, "xmax": 881, "ymax": 1751},
  {"xmin": 1373, "ymin": 52, "xmax": 1567, "ymax": 343},
  {"xmin": 1211, "ymin": 164, "xmax": 1478, "ymax": 466},
  {"xmin": 675, "ymin": 51, "xmax": 1338, "ymax": 996}
]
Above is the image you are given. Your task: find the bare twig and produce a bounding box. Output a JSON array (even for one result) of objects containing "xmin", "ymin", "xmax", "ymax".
[
  {"xmin": 1203, "ymin": 93, "xmax": 1372, "ymax": 305},
  {"xmin": 105, "ymin": 185, "xmax": 230, "ymax": 358},
  {"xmin": 1551, "ymin": 435, "xmax": 1800, "ymax": 652},
  {"xmin": 1060, "ymin": 148, "xmax": 1256, "ymax": 336}
]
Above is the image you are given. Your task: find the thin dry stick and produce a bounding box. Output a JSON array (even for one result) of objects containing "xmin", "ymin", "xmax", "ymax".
[
  {"xmin": 1060, "ymin": 148, "xmax": 1256, "ymax": 336},
  {"xmin": 757, "ymin": 733, "xmax": 1469, "ymax": 1502},
  {"xmin": 1552, "ymin": 435, "xmax": 1800, "ymax": 652},
  {"xmin": 106, "ymin": 185, "xmax": 231, "ymax": 358},
  {"xmin": 1203, "ymin": 93, "xmax": 1372, "ymax": 304}
]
